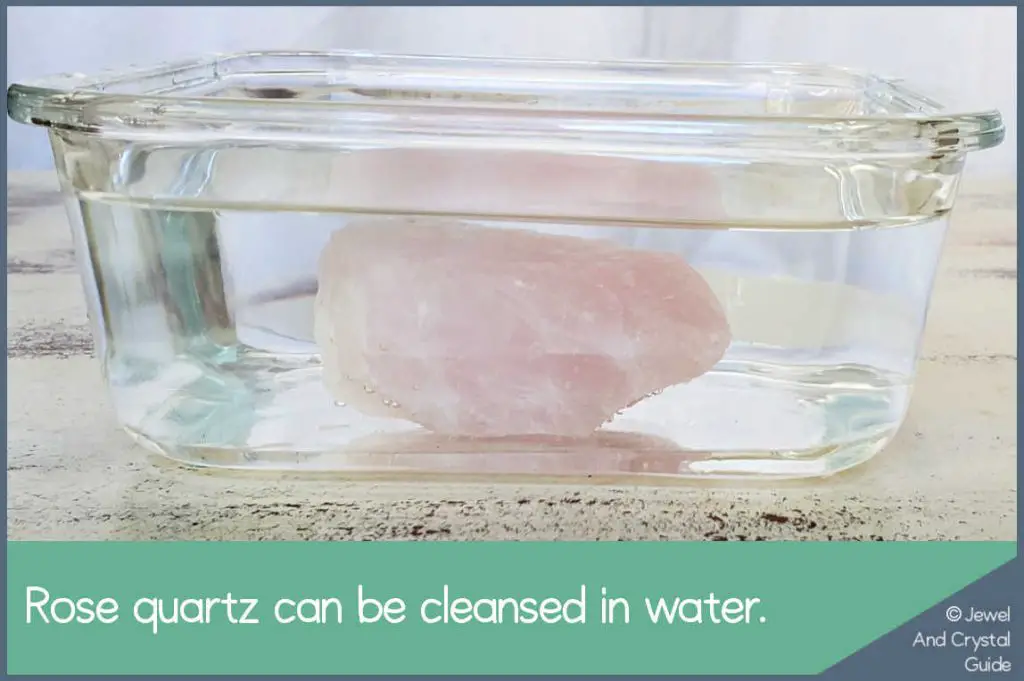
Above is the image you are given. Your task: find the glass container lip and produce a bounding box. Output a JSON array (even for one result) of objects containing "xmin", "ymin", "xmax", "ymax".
[{"xmin": 7, "ymin": 49, "xmax": 1005, "ymax": 158}]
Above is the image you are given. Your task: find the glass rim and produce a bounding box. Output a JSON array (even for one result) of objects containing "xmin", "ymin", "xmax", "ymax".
[{"xmin": 7, "ymin": 50, "xmax": 1005, "ymax": 157}]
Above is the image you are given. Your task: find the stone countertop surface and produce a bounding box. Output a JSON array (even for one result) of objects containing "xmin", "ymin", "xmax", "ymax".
[{"xmin": 6, "ymin": 171, "xmax": 1018, "ymax": 541}]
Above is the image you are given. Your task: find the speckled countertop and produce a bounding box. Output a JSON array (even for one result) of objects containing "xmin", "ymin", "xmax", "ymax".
[{"xmin": 6, "ymin": 171, "xmax": 1017, "ymax": 541}]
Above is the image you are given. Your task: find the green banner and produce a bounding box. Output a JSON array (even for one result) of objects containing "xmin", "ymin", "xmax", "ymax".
[{"xmin": 7, "ymin": 541, "xmax": 1015, "ymax": 675}]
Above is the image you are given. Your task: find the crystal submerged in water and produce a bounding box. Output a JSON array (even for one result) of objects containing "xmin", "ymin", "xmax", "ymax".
[
  {"xmin": 313, "ymin": 218, "xmax": 732, "ymax": 438},
  {"xmin": 73, "ymin": 196, "xmax": 929, "ymax": 476}
]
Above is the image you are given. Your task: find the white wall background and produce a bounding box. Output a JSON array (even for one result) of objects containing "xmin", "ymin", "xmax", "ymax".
[{"xmin": 6, "ymin": 6, "xmax": 1017, "ymax": 180}]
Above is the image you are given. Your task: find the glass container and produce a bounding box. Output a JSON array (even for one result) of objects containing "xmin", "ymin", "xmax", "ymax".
[{"xmin": 7, "ymin": 51, "xmax": 1005, "ymax": 479}]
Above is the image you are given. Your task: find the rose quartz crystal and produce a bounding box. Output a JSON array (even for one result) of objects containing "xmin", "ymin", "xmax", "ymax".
[{"xmin": 314, "ymin": 219, "xmax": 730, "ymax": 438}]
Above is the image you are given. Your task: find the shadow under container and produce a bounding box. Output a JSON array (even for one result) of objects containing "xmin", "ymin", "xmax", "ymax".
[{"xmin": 7, "ymin": 51, "xmax": 1004, "ymax": 480}]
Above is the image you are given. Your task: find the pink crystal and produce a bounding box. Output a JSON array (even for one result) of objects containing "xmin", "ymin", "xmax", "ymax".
[{"xmin": 314, "ymin": 219, "xmax": 731, "ymax": 438}]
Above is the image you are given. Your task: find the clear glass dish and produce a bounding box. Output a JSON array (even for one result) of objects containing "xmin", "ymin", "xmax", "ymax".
[{"xmin": 8, "ymin": 51, "xmax": 1004, "ymax": 480}]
